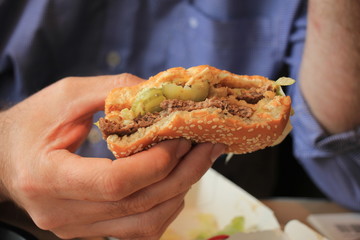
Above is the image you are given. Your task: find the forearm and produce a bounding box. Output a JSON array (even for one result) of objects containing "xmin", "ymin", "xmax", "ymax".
[
  {"xmin": 300, "ymin": 0, "xmax": 360, "ymax": 134},
  {"xmin": 0, "ymin": 110, "xmax": 11, "ymax": 202}
]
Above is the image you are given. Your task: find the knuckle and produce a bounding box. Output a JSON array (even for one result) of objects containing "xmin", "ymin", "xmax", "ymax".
[
  {"xmin": 51, "ymin": 77, "xmax": 78, "ymax": 106},
  {"xmin": 56, "ymin": 77, "xmax": 76, "ymax": 92},
  {"xmin": 14, "ymin": 171, "xmax": 39, "ymax": 199},
  {"xmin": 53, "ymin": 231, "xmax": 76, "ymax": 240},
  {"xmin": 116, "ymin": 73, "xmax": 141, "ymax": 87},
  {"xmin": 150, "ymin": 149, "xmax": 173, "ymax": 179},
  {"xmin": 124, "ymin": 191, "xmax": 155, "ymax": 214},
  {"xmin": 100, "ymin": 174, "xmax": 127, "ymax": 201},
  {"xmin": 54, "ymin": 77, "xmax": 84, "ymax": 100},
  {"xmin": 12, "ymin": 173, "xmax": 67, "ymax": 231},
  {"xmin": 51, "ymin": 225, "xmax": 83, "ymax": 239},
  {"xmin": 181, "ymin": 164, "xmax": 205, "ymax": 186},
  {"xmin": 119, "ymin": 72, "xmax": 134, "ymax": 80},
  {"xmin": 31, "ymin": 213, "xmax": 60, "ymax": 230},
  {"xmin": 139, "ymin": 220, "xmax": 163, "ymax": 237},
  {"xmin": 108, "ymin": 192, "xmax": 155, "ymax": 217}
]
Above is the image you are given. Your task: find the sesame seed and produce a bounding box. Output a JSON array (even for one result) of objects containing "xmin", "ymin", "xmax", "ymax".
[{"xmin": 248, "ymin": 128, "xmax": 254, "ymax": 132}]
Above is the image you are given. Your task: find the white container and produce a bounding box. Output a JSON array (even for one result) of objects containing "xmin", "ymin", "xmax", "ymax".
[{"xmin": 162, "ymin": 169, "xmax": 327, "ymax": 240}]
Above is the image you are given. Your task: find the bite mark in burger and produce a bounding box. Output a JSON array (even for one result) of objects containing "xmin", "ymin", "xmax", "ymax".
[{"xmin": 97, "ymin": 65, "xmax": 295, "ymax": 158}]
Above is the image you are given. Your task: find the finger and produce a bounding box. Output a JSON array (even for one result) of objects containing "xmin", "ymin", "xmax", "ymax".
[
  {"xmin": 44, "ymin": 143, "xmax": 224, "ymax": 227},
  {"xmin": 122, "ymin": 142, "xmax": 226, "ymax": 208},
  {"xmin": 38, "ymin": 143, "xmax": 223, "ymax": 226},
  {"xmin": 52, "ymin": 192, "xmax": 186, "ymax": 239},
  {"xmin": 43, "ymin": 139, "xmax": 191, "ymax": 201},
  {"xmin": 128, "ymin": 202, "xmax": 184, "ymax": 240},
  {"xmin": 28, "ymin": 188, "xmax": 190, "ymax": 230}
]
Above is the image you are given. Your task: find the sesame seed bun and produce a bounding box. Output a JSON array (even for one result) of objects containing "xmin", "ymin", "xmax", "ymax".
[{"xmin": 101, "ymin": 65, "xmax": 293, "ymax": 158}]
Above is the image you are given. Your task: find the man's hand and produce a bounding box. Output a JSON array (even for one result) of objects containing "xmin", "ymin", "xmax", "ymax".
[{"xmin": 0, "ymin": 74, "xmax": 225, "ymax": 239}]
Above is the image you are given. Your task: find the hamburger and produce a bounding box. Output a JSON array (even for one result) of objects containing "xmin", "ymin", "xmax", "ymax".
[{"xmin": 97, "ymin": 65, "xmax": 294, "ymax": 158}]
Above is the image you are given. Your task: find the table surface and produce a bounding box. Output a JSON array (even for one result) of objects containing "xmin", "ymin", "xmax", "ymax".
[
  {"xmin": 262, "ymin": 197, "xmax": 350, "ymax": 228},
  {"xmin": 0, "ymin": 198, "xmax": 351, "ymax": 240}
]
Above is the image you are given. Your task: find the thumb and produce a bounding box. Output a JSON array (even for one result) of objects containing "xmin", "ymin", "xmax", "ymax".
[
  {"xmin": 26, "ymin": 73, "xmax": 145, "ymax": 124},
  {"xmin": 58, "ymin": 73, "xmax": 145, "ymax": 116},
  {"xmin": 14, "ymin": 73, "xmax": 145, "ymax": 151},
  {"xmin": 87, "ymin": 73, "xmax": 145, "ymax": 112}
]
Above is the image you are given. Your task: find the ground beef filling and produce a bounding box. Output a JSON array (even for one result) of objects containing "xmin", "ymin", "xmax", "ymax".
[
  {"xmin": 162, "ymin": 98, "xmax": 253, "ymax": 117},
  {"xmin": 99, "ymin": 98, "xmax": 254, "ymax": 138}
]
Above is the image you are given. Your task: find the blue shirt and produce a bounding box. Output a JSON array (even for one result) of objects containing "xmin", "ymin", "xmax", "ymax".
[{"xmin": 1, "ymin": 0, "xmax": 359, "ymax": 210}]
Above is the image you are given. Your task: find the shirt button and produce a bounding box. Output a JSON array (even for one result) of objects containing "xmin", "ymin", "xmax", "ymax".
[
  {"xmin": 189, "ymin": 17, "xmax": 199, "ymax": 29},
  {"xmin": 106, "ymin": 50, "xmax": 121, "ymax": 68}
]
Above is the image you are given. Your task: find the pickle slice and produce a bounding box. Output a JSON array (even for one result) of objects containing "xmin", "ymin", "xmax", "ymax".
[
  {"xmin": 162, "ymin": 81, "xmax": 209, "ymax": 102},
  {"xmin": 275, "ymin": 77, "xmax": 296, "ymax": 86},
  {"xmin": 131, "ymin": 88, "xmax": 166, "ymax": 116},
  {"xmin": 274, "ymin": 77, "xmax": 295, "ymax": 96},
  {"xmin": 120, "ymin": 108, "xmax": 135, "ymax": 120}
]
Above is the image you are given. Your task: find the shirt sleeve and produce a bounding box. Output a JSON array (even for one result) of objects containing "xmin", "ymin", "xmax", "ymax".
[
  {"xmin": 291, "ymin": 83, "xmax": 360, "ymax": 211},
  {"xmin": 285, "ymin": 2, "xmax": 360, "ymax": 210}
]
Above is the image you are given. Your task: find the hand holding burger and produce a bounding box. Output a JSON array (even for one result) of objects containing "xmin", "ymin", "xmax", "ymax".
[{"xmin": 0, "ymin": 74, "xmax": 225, "ymax": 239}]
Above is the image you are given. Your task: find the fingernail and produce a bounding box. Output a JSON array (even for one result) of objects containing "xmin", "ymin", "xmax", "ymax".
[
  {"xmin": 176, "ymin": 139, "xmax": 191, "ymax": 159},
  {"xmin": 211, "ymin": 144, "xmax": 226, "ymax": 163}
]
